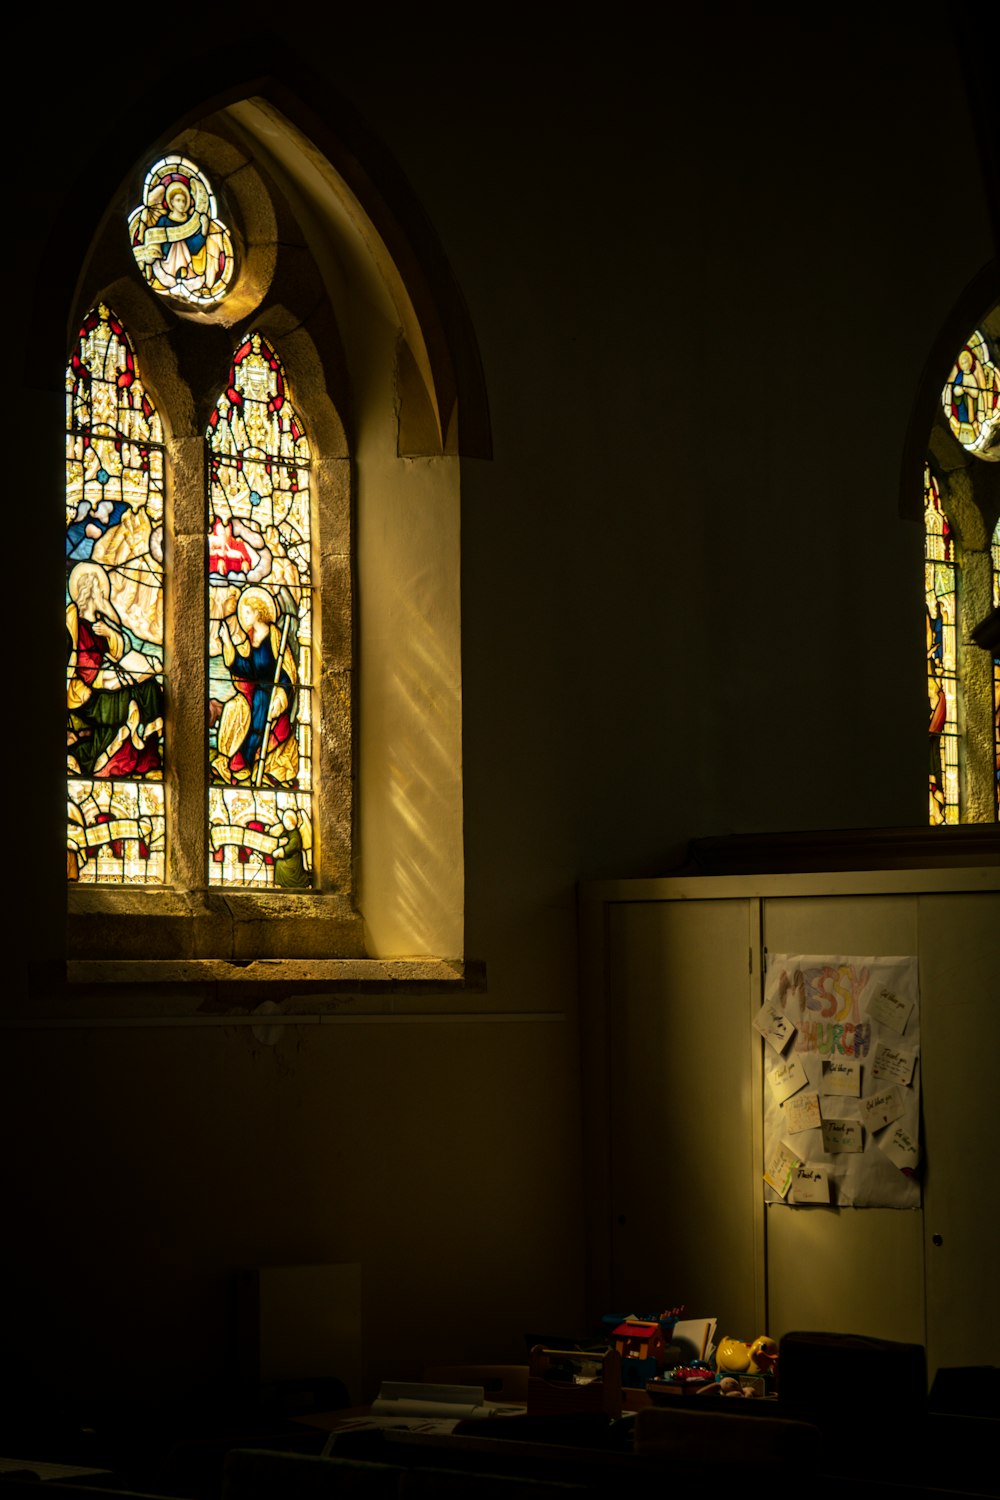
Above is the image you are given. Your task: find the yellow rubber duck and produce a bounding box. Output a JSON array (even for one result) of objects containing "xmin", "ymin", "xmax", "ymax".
[{"xmin": 716, "ymin": 1335, "xmax": 751, "ymax": 1373}]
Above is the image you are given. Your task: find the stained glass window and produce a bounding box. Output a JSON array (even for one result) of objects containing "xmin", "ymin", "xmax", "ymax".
[
  {"xmin": 941, "ymin": 328, "xmax": 1000, "ymax": 459},
  {"xmin": 207, "ymin": 333, "xmax": 314, "ymax": 888},
  {"xmin": 993, "ymin": 517, "xmax": 1000, "ymax": 820},
  {"xmin": 924, "ymin": 463, "xmax": 958, "ymax": 824},
  {"xmin": 66, "ymin": 305, "xmax": 166, "ymax": 883},
  {"xmin": 128, "ymin": 155, "xmax": 235, "ymax": 308}
]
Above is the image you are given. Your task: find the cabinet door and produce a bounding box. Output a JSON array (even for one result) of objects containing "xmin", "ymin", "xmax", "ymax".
[
  {"xmin": 607, "ymin": 899, "xmax": 760, "ymax": 1338},
  {"xmin": 761, "ymin": 896, "xmax": 925, "ymax": 1347},
  {"xmin": 919, "ymin": 891, "xmax": 1000, "ymax": 1375}
]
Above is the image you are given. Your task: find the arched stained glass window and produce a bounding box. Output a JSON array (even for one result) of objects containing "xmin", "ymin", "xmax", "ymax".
[
  {"xmin": 62, "ymin": 105, "xmax": 469, "ymax": 976},
  {"xmin": 207, "ymin": 332, "xmax": 314, "ymax": 889},
  {"xmin": 924, "ymin": 312, "xmax": 1000, "ymax": 828},
  {"xmin": 924, "ymin": 463, "xmax": 958, "ymax": 824},
  {"xmin": 66, "ymin": 305, "xmax": 166, "ymax": 883}
]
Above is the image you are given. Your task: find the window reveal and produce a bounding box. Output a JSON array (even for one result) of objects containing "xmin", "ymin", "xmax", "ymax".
[{"xmin": 993, "ymin": 517, "xmax": 1000, "ymax": 820}]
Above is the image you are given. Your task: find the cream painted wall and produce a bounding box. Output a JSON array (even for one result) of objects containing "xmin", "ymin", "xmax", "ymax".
[
  {"xmin": 228, "ymin": 99, "xmax": 466, "ymax": 958},
  {"xmin": 3, "ymin": 1013, "xmax": 578, "ymax": 1401},
  {"xmin": 6, "ymin": 10, "xmax": 998, "ymax": 1417}
]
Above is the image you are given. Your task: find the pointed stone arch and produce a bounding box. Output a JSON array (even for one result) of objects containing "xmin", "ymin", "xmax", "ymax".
[{"xmin": 45, "ymin": 55, "xmax": 481, "ymax": 996}]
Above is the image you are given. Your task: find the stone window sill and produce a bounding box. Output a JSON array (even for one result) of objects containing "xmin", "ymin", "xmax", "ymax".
[
  {"xmin": 55, "ymin": 886, "xmax": 484, "ymax": 1015},
  {"xmin": 64, "ymin": 956, "xmax": 483, "ymax": 990}
]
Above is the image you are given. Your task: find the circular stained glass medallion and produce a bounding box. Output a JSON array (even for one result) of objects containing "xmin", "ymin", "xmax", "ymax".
[{"xmin": 128, "ymin": 154, "xmax": 235, "ymax": 308}]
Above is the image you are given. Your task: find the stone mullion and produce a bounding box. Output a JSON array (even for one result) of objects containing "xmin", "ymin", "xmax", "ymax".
[
  {"xmin": 167, "ymin": 436, "xmax": 208, "ymax": 891},
  {"xmin": 315, "ymin": 455, "xmax": 354, "ymax": 895},
  {"xmin": 960, "ymin": 546, "xmax": 994, "ymax": 822}
]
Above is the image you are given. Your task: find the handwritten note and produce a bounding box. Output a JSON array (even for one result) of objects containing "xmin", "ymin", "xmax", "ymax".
[
  {"xmin": 782, "ymin": 1091, "xmax": 822, "ymax": 1135},
  {"xmin": 791, "ymin": 1166, "xmax": 831, "ymax": 1204},
  {"xmin": 860, "ymin": 1086, "xmax": 907, "ymax": 1132},
  {"xmin": 821, "ymin": 1118, "xmax": 863, "ymax": 1154},
  {"xmin": 866, "ymin": 985, "xmax": 913, "ymax": 1036},
  {"xmin": 764, "ymin": 1139, "xmax": 802, "ymax": 1198},
  {"xmin": 753, "ymin": 999, "xmax": 796, "ymax": 1054},
  {"xmin": 878, "ymin": 1123, "xmax": 920, "ymax": 1171},
  {"xmin": 821, "ymin": 1057, "xmax": 862, "ymax": 1097},
  {"xmin": 769, "ymin": 1055, "xmax": 808, "ymax": 1103},
  {"xmin": 872, "ymin": 1042, "xmax": 916, "ymax": 1087}
]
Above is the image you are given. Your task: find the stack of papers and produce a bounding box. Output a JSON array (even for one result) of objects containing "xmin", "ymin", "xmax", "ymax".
[
  {"xmin": 0, "ymin": 1461, "xmax": 112, "ymax": 1482},
  {"xmin": 669, "ymin": 1318, "xmax": 717, "ymax": 1364},
  {"xmin": 324, "ymin": 1382, "xmax": 524, "ymax": 1446}
]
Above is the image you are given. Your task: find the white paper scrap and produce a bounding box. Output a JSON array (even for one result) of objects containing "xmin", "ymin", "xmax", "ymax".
[
  {"xmin": 791, "ymin": 1166, "xmax": 831, "ymax": 1204},
  {"xmin": 821, "ymin": 1057, "xmax": 862, "ymax": 1096},
  {"xmin": 764, "ymin": 1139, "xmax": 802, "ymax": 1198},
  {"xmin": 866, "ymin": 984, "xmax": 913, "ymax": 1036},
  {"xmin": 753, "ymin": 998, "xmax": 796, "ymax": 1054},
  {"xmin": 782, "ymin": 1091, "xmax": 822, "ymax": 1135},
  {"xmin": 872, "ymin": 1042, "xmax": 916, "ymax": 1087},
  {"xmin": 860, "ymin": 1086, "xmax": 907, "ymax": 1132},
  {"xmin": 821, "ymin": 1118, "xmax": 863, "ymax": 1154},
  {"xmin": 878, "ymin": 1123, "xmax": 920, "ymax": 1171},
  {"xmin": 769, "ymin": 1055, "xmax": 809, "ymax": 1103}
]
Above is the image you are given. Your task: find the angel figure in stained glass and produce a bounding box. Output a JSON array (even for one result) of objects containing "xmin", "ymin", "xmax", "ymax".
[
  {"xmin": 130, "ymin": 158, "xmax": 234, "ymax": 305},
  {"xmin": 212, "ymin": 584, "xmax": 299, "ymax": 787}
]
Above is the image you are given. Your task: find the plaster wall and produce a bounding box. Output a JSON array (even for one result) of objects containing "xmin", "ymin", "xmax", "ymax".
[{"xmin": 6, "ymin": 9, "xmax": 997, "ymax": 1411}]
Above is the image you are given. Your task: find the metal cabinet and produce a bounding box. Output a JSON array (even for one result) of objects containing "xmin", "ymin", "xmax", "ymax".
[{"xmin": 578, "ymin": 867, "xmax": 999, "ymax": 1381}]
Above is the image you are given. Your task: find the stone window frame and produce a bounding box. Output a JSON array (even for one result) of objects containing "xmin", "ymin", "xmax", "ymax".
[
  {"xmin": 67, "ymin": 292, "xmax": 363, "ymax": 979},
  {"xmin": 51, "ymin": 82, "xmax": 490, "ymax": 1007},
  {"xmin": 923, "ymin": 452, "xmax": 998, "ymax": 824},
  {"xmin": 913, "ymin": 282, "xmax": 1000, "ymax": 827}
]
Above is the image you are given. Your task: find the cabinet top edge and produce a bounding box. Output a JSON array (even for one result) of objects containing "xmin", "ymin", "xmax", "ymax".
[{"xmin": 579, "ymin": 867, "xmax": 1000, "ymax": 903}]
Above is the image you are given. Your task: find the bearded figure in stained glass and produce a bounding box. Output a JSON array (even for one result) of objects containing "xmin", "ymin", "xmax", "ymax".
[
  {"xmin": 212, "ymin": 585, "xmax": 299, "ymax": 787},
  {"xmin": 129, "ymin": 158, "xmax": 234, "ymax": 306},
  {"xmin": 270, "ymin": 809, "xmax": 311, "ymax": 889},
  {"xmin": 67, "ymin": 561, "xmax": 164, "ymax": 779}
]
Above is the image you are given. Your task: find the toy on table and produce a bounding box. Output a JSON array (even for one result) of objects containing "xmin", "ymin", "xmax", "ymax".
[
  {"xmin": 709, "ymin": 1334, "xmax": 778, "ymax": 1397},
  {"xmin": 669, "ymin": 1364, "xmax": 715, "ymax": 1387},
  {"xmin": 603, "ymin": 1308, "xmax": 683, "ymax": 1390},
  {"xmin": 716, "ymin": 1335, "xmax": 752, "ymax": 1373},
  {"xmin": 715, "ymin": 1333, "xmax": 778, "ymax": 1374},
  {"xmin": 747, "ymin": 1335, "xmax": 778, "ymax": 1374},
  {"xmin": 649, "ymin": 1332, "xmax": 779, "ymax": 1402}
]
